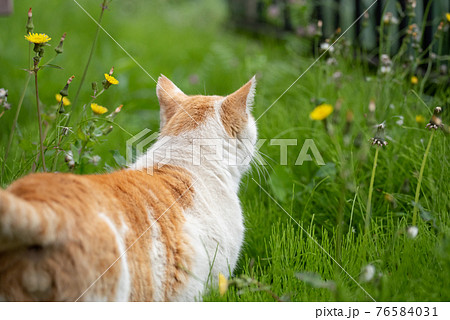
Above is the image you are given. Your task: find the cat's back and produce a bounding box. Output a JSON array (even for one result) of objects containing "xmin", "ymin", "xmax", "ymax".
[{"xmin": 0, "ymin": 166, "xmax": 196, "ymax": 301}]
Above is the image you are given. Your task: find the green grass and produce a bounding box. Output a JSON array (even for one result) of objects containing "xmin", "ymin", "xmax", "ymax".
[{"xmin": 1, "ymin": 0, "xmax": 449, "ymax": 301}]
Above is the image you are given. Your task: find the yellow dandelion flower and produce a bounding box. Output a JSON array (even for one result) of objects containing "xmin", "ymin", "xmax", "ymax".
[
  {"xmin": 24, "ymin": 32, "xmax": 51, "ymax": 44},
  {"xmin": 415, "ymin": 115, "xmax": 426, "ymax": 124},
  {"xmin": 411, "ymin": 76, "xmax": 418, "ymax": 85},
  {"xmin": 104, "ymin": 74, "xmax": 119, "ymax": 85},
  {"xmin": 446, "ymin": 13, "xmax": 450, "ymax": 22},
  {"xmin": 218, "ymin": 273, "xmax": 229, "ymax": 296},
  {"xmin": 55, "ymin": 94, "xmax": 71, "ymax": 106},
  {"xmin": 91, "ymin": 103, "xmax": 108, "ymax": 115},
  {"xmin": 310, "ymin": 103, "xmax": 333, "ymax": 121}
]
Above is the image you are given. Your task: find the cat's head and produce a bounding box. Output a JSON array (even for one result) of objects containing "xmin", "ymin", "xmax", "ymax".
[{"xmin": 155, "ymin": 75, "xmax": 258, "ymax": 174}]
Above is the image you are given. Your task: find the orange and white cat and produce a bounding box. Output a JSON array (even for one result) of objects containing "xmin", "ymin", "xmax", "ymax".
[{"xmin": 0, "ymin": 75, "xmax": 257, "ymax": 301}]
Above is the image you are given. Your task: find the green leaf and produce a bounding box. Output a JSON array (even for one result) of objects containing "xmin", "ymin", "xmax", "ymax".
[
  {"xmin": 315, "ymin": 162, "xmax": 336, "ymax": 179},
  {"xmin": 18, "ymin": 139, "xmax": 35, "ymax": 152},
  {"xmin": 77, "ymin": 127, "xmax": 88, "ymax": 141},
  {"xmin": 268, "ymin": 166, "xmax": 293, "ymax": 203},
  {"xmin": 71, "ymin": 144, "xmax": 80, "ymax": 163},
  {"xmin": 110, "ymin": 150, "xmax": 126, "ymax": 168},
  {"xmin": 41, "ymin": 64, "xmax": 63, "ymax": 70}
]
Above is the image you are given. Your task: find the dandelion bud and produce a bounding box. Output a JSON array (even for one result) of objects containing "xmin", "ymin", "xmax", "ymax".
[
  {"xmin": 406, "ymin": 0, "xmax": 416, "ymax": 17},
  {"xmin": 346, "ymin": 110, "xmax": 354, "ymax": 123},
  {"xmin": 362, "ymin": 12, "xmax": 369, "ymax": 27},
  {"xmin": 55, "ymin": 32, "xmax": 66, "ymax": 54},
  {"xmin": 102, "ymin": 79, "xmax": 110, "ymax": 90},
  {"xmin": 26, "ymin": 8, "xmax": 34, "ymax": 34},
  {"xmin": 33, "ymin": 55, "xmax": 41, "ymax": 65},
  {"xmin": 102, "ymin": 125, "xmax": 114, "ymax": 135},
  {"xmin": 59, "ymin": 75, "xmax": 75, "ymax": 97},
  {"xmin": 92, "ymin": 82, "xmax": 98, "ymax": 91},
  {"xmin": 316, "ymin": 20, "xmax": 323, "ymax": 37},
  {"xmin": 368, "ymin": 99, "xmax": 376, "ymax": 112},
  {"xmin": 107, "ymin": 104, "xmax": 123, "ymax": 120},
  {"xmin": 115, "ymin": 104, "xmax": 123, "ymax": 113}
]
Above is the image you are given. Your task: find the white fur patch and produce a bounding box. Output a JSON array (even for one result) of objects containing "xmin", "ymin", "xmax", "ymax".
[
  {"xmin": 98, "ymin": 213, "xmax": 131, "ymax": 302},
  {"xmin": 147, "ymin": 211, "xmax": 167, "ymax": 301}
]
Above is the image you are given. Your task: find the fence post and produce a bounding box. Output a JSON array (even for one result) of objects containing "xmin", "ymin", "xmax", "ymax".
[{"xmin": 0, "ymin": 0, "xmax": 13, "ymax": 16}]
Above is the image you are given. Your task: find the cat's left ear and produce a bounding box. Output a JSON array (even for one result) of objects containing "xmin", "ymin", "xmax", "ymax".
[
  {"xmin": 156, "ymin": 75, "xmax": 187, "ymax": 128},
  {"xmin": 222, "ymin": 76, "xmax": 256, "ymax": 113},
  {"xmin": 220, "ymin": 76, "xmax": 256, "ymax": 137}
]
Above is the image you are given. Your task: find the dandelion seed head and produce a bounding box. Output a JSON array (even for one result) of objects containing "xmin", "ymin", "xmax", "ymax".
[
  {"xmin": 407, "ymin": 226, "xmax": 419, "ymax": 239},
  {"xmin": 361, "ymin": 264, "xmax": 376, "ymax": 282}
]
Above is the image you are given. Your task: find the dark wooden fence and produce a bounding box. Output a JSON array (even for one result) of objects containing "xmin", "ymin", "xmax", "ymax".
[{"xmin": 227, "ymin": 0, "xmax": 449, "ymax": 56}]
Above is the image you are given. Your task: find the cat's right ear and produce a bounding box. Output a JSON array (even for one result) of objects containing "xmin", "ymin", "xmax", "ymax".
[{"xmin": 156, "ymin": 75, "xmax": 187, "ymax": 128}]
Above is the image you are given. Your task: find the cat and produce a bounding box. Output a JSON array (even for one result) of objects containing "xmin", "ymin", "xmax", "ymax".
[{"xmin": 0, "ymin": 75, "xmax": 258, "ymax": 301}]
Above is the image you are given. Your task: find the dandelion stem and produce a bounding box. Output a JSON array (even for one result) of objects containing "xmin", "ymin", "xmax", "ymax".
[
  {"xmin": 72, "ymin": 0, "xmax": 108, "ymax": 110},
  {"xmin": 51, "ymin": 110, "xmax": 65, "ymax": 172},
  {"xmin": 412, "ymin": 130, "xmax": 435, "ymax": 226},
  {"xmin": 365, "ymin": 147, "xmax": 379, "ymax": 235},
  {"xmin": 33, "ymin": 67, "xmax": 46, "ymax": 172}
]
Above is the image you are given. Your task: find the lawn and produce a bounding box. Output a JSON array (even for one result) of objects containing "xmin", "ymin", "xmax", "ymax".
[{"xmin": 0, "ymin": 0, "xmax": 449, "ymax": 301}]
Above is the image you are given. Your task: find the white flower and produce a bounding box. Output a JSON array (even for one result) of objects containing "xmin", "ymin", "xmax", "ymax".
[
  {"xmin": 90, "ymin": 155, "xmax": 101, "ymax": 166},
  {"xmin": 320, "ymin": 42, "xmax": 335, "ymax": 53},
  {"xmin": 65, "ymin": 151, "xmax": 75, "ymax": 169},
  {"xmin": 327, "ymin": 57, "xmax": 338, "ymax": 66},
  {"xmin": 380, "ymin": 66, "xmax": 392, "ymax": 74},
  {"xmin": 380, "ymin": 54, "xmax": 391, "ymax": 65},
  {"xmin": 360, "ymin": 264, "xmax": 376, "ymax": 282},
  {"xmin": 0, "ymin": 88, "xmax": 7, "ymax": 99},
  {"xmin": 395, "ymin": 116, "xmax": 404, "ymax": 126},
  {"xmin": 407, "ymin": 226, "xmax": 418, "ymax": 239},
  {"xmin": 332, "ymin": 71, "xmax": 342, "ymax": 80}
]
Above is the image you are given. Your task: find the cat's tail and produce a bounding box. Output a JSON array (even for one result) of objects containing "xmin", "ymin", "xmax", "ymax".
[{"xmin": 0, "ymin": 189, "xmax": 64, "ymax": 251}]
